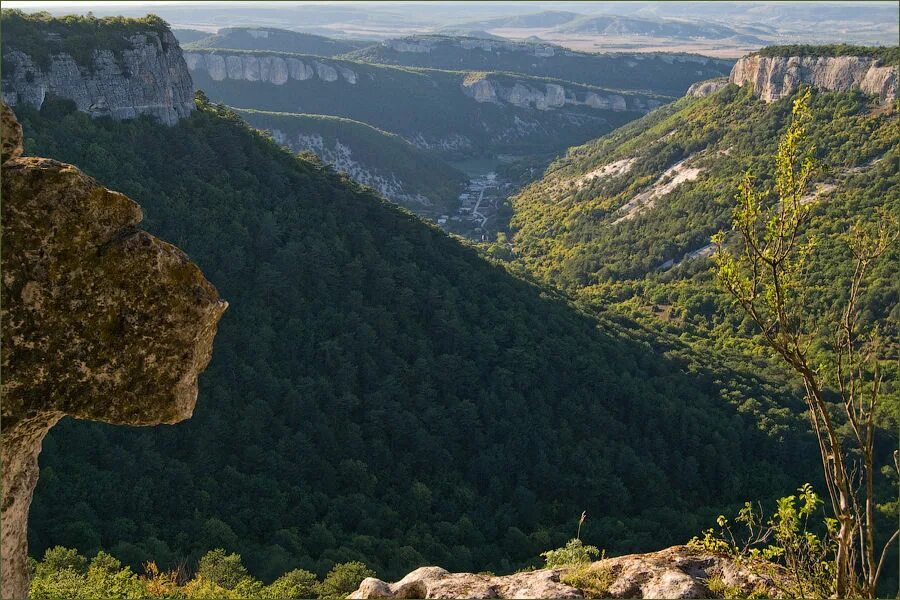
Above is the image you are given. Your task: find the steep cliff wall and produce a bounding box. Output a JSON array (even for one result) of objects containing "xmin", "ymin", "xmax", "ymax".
[
  {"xmin": 184, "ymin": 50, "xmax": 660, "ymax": 114},
  {"xmin": 686, "ymin": 77, "xmax": 729, "ymax": 98},
  {"xmin": 460, "ymin": 75, "xmax": 660, "ymax": 112},
  {"xmin": 729, "ymin": 54, "xmax": 898, "ymax": 102},
  {"xmin": 184, "ymin": 51, "xmax": 358, "ymax": 85},
  {"xmin": 0, "ymin": 103, "xmax": 225, "ymax": 599},
  {"xmin": 2, "ymin": 23, "xmax": 194, "ymax": 125}
]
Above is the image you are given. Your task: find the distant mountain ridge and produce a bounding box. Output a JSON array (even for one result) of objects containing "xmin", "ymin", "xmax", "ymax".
[
  {"xmin": 438, "ymin": 11, "xmax": 765, "ymax": 43},
  {"xmin": 345, "ymin": 35, "xmax": 735, "ymax": 96},
  {"xmin": 185, "ymin": 26, "xmax": 370, "ymax": 56}
]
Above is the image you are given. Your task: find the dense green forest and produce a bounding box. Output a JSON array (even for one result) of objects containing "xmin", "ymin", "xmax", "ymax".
[
  {"xmin": 184, "ymin": 49, "xmax": 653, "ymax": 158},
  {"xmin": 185, "ymin": 27, "xmax": 369, "ymax": 56},
  {"xmin": 343, "ymin": 36, "xmax": 734, "ymax": 96},
  {"xmin": 506, "ymin": 81, "xmax": 900, "ymax": 593},
  {"xmin": 506, "ymin": 84, "xmax": 899, "ymax": 591},
  {"xmin": 0, "ymin": 10, "xmax": 171, "ymax": 71},
  {"xmin": 509, "ymin": 83, "xmax": 898, "ymax": 310},
  {"xmin": 507, "ymin": 82, "xmax": 898, "ymax": 407},
  {"xmin": 755, "ymin": 44, "xmax": 900, "ymax": 63},
  {"xmin": 29, "ymin": 546, "xmax": 373, "ymax": 599},
  {"xmin": 18, "ymin": 96, "xmax": 819, "ymax": 583},
  {"xmin": 236, "ymin": 108, "xmax": 467, "ymax": 214}
]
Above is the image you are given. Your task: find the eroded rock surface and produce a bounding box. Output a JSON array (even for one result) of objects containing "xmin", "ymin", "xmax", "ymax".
[
  {"xmin": 686, "ymin": 77, "xmax": 729, "ymax": 98},
  {"xmin": 0, "ymin": 103, "xmax": 226, "ymax": 599},
  {"xmin": 184, "ymin": 51, "xmax": 358, "ymax": 85},
  {"xmin": 730, "ymin": 54, "xmax": 898, "ymax": 103},
  {"xmin": 460, "ymin": 76, "xmax": 648, "ymax": 112},
  {"xmin": 349, "ymin": 545, "xmax": 778, "ymax": 599},
  {"xmin": 2, "ymin": 28, "xmax": 194, "ymax": 125}
]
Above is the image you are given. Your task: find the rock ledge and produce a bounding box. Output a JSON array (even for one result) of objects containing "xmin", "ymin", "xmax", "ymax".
[{"xmin": 350, "ymin": 546, "xmax": 778, "ymax": 599}]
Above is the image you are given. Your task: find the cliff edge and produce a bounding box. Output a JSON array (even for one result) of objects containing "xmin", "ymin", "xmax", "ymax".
[
  {"xmin": 350, "ymin": 545, "xmax": 780, "ymax": 599},
  {"xmin": 0, "ymin": 102, "xmax": 226, "ymax": 599},
  {"xmin": 1, "ymin": 12, "xmax": 194, "ymax": 125},
  {"xmin": 729, "ymin": 51, "xmax": 898, "ymax": 103}
]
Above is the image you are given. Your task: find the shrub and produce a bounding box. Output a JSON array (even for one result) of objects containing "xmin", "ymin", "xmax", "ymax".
[
  {"xmin": 263, "ymin": 569, "xmax": 319, "ymax": 599},
  {"xmin": 541, "ymin": 539, "xmax": 601, "ymax": 568},
  {"xmin": 196, "ymin": 549, "xmax": 250, "ymax": 590},
  {"xmin": 317, "ymin": 561, "xmax": 375, "ymax": 599}
]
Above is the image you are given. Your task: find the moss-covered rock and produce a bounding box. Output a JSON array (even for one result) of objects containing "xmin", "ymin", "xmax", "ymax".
[{"xmin": 0, "ymin": 103, "xmax": 226, "ymax": 599}]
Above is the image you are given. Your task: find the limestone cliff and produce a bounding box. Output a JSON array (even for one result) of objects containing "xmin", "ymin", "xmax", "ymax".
[
  {"xmin": 729, "ymin": 54, "xmax": 898, "ymax": 103},
  {"xmin": 461, "ymin": 75, "xmax": 659, "ymax": 112},
  {"xmin": 184, "ymin": 51, "xmax": 358, "ymax": 85},
  {"xmin": 2, "ymin": 26, "xmax": 194, "ymax": 125},
  {"xmin": 350, "ymin": 545, "xmax": 781, "ymax": 599},
  {"xmin": 686, "ymin": 77, "xmax": 729, "ymax": 98},
  {"xmin": 0, "ymin": 103, "xmax": 226, "ymax": 599},
  {"xmin": 269, "ymin": 129, "xmax": 433, "ymax": 207}
]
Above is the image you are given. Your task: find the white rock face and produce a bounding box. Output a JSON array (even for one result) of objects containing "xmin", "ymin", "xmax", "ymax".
[
  {"xmin": 270, "ymin": 129, "xmax": 433, "ymax": 207},
  {"xmin": 614, "ymin": 157, "xmax": 704, "ymax": 224},
  {"xmin": 287, "ymin": 58, "xmax": 314, "ymax": 80},
  {"xmin": 2, "ymin": 30, "xmax": 194, "ymax": 125},
  {"xmin": 686, "ymin": 77, "xmax": 729, "ymax": 98},
  {"xmin": 349, "ymin": 545, "xmax": 781, "ymax": 599},
  {"xmin": 730, "ymin": 55, "xmax": 898, "ymax": 102},
  {"xmin": 314, "ymin": 61, "xmax": 338, "ymax": 82},
  {"xmin": 463, "ymin": 78, "xmax": 499, "ymax": 103},
  {"xmin": 461, "ymin": 77, "xmax": 636, "ymax": 112},
  {"xmin": 184, "ymin": 52, "xmax": 356, "ymax": 86}
]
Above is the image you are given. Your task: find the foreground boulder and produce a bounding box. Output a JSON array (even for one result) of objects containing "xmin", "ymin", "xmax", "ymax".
[
  {"xmin": 349, "ymin": 545, "xmax": 778, "ymax": 599},
  {"xmin": 0, "ymin": 103, "xmax": 226, "ymax": 599}
]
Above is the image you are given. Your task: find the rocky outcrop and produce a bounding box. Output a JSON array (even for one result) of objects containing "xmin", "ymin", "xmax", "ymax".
[
  {"xmin": 686, "ymin": 77, "xmax": 729, "ymax": 98},
  {"xmin": 2, "ymin": 29, "xmax": 194, "ymax": 125},
  {"xmin": 350, "ymin": 546, "xmax": 779, "ymax": 599},
  {"xmin": 184, "ymin": 51, "xmax": 358, "ymax": 85},
  {"xmin": 0, "ymin": 103, "xmax": 226, "ymax": 599},
  {"xmin": 270, "ymin": 129, "xmax": 432, "ymax": 207},
  {"xmin": 729, "ymin": 55, "xmax": 898, "ymax": 103},
  {"xmin": 461, "ymin": 76, "xmax": 651, "ymax": 112}
]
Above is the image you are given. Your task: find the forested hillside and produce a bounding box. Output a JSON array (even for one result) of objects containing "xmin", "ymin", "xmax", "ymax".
[
  {"xmin": 513, "ymin": 85, "xmax": 900, "ymax": 298},
  {"xmin": 237, "ymin": 108, "xmax": 467, "ymax": 214},
  {"xmin": 505, "ymin": 78, "xmax": 900, "ymax": 594},
  {"xmin": 507, "ymin": 81, "xmax": 899, "ymax": 465},
  {"xmin": 18, "ymin": 97, "xmax": 817, "ymax": 583}
]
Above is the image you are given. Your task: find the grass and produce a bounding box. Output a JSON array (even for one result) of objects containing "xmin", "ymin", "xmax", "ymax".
[{"xmin": 560, "ymin": 564, "xmax": 614, "ymax": 598}]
